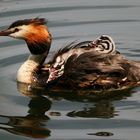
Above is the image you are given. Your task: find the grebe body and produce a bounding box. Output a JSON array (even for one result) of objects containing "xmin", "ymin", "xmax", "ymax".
[{"xmin": 0, "ymin": 18, "xmax": 140, "ymax": 91}]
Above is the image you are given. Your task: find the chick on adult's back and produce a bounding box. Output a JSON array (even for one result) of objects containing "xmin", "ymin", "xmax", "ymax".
[{"xmin": 0, "ymin": 18, "xmax": 140, "ymax": 91}]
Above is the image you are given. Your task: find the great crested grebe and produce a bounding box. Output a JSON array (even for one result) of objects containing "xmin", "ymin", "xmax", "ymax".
[{"xmin": 0, "ymin": 18, "xmax": 140, "ymax": 91}]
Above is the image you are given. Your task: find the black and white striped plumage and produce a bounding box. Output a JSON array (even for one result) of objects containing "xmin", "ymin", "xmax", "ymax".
[
  {"xmin": 92, "ymin": 35, "xmax": 116, "ymax": 54},
  {"xmin": 47, "ymin": 35, "xmax": 117, "ymax": 83}
]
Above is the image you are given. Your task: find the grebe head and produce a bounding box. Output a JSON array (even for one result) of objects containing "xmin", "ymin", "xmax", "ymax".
[{"xmin": 0, "ymin": 18, "xmax": 52, "ymax": 55}]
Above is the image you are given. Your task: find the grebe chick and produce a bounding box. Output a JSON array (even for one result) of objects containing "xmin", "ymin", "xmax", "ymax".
[
  {"xmin": 0, "ymin": 18, "xmax": 140, "ymax": 91},
  {"xmin": 47, "ymin": 35, "xmax": 116, "ymax": 83}
]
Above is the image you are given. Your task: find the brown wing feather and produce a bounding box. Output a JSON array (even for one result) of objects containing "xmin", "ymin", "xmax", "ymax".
[
  {"xmin": 60, "ymin": 52, "xmax": 128, "ymax": 89},
  {"xmin": 42, "ymin": 52, "xmax": 140, "ymax": 90}
]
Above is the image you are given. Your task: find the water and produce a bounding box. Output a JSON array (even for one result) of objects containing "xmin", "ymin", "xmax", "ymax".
[{"xmin": 0, "ymin": 0, "xmax": 140, "ymax": 139}]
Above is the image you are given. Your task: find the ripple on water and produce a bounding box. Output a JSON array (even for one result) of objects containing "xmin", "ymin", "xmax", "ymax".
[
  {"xmin": 0, "ymin": 0, "xmax": 140, "ymax": 140},
  {"xmin": 0, "ymin": 5, "xmax": 139, "ymax": 18}
]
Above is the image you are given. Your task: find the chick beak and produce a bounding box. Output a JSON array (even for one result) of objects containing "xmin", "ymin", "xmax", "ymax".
[{"xmin": 0, "ymin": 29, "xmax": 12, "ymax": 36}]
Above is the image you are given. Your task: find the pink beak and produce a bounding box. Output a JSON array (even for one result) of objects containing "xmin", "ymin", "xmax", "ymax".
[{"xmin": 0, "ymin": 29, "xmax": 12, "ymax": 36}]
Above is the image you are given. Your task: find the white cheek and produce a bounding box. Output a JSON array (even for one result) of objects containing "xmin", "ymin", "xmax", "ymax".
[
  {"xmin": 10, "ymin": 30, "xmax": 26, "ymax": 39},
  {"xmin": 9, "ymin": 25, "xmax": 29, "ymax": 39}
]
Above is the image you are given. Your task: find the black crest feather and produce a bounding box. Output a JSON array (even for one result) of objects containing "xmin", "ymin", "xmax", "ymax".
[{"xmin": 8, "ymin": 18, "xmax": 47, "ymax": 29}]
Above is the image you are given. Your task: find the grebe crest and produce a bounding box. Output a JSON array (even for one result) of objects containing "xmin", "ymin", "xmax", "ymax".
[
  {"xmin": 0, "ymin": 18, "xmax": 52, "ymax": 55},
  {"xmin": 0, "ymin": 18, "xmax": 52, "ymax": 84}
]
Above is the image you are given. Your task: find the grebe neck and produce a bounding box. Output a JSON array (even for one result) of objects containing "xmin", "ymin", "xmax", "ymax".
[
  {"xmin": 17, "ymin": 29, "xmax": 52, "ymax": 84},
  {"xmin": 17, "ymin": 52, "xmax": 47, "ymax": 84}
]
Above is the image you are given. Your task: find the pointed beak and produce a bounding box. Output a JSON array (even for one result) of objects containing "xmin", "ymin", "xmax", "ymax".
[{"xmin": 0, "ymin": 29, "xmax": 12, "ymax": 36}]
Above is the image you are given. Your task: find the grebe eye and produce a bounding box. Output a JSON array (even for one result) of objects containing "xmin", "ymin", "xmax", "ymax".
[{"xmin": 14, "ymin": 28, "xmax": 19, "ymax": 32}]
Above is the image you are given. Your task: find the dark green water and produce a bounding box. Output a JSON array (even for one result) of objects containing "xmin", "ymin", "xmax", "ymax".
[{"xmin": 0, "ymin": 0, "xmax": 140, "ymax": 139}]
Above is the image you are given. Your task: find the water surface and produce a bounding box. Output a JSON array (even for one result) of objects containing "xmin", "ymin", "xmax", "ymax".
[{"xmin": 0, "ymin": 0, "xmax": 140, "ymax": 140}]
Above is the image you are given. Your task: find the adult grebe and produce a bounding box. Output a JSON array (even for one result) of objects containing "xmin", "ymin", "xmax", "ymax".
[{"xmin": 0, "ymin": 18, "xmax": 140, "ymax": 91}]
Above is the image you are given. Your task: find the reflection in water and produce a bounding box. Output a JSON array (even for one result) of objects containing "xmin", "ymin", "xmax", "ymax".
[
  {"xmin": 18, "ymin": 82, "xmax": 133, "ymax": 119},
  {"xmin": 17, "ymin": 81, "xmax": 133, "ymax": 98},
  {"xmin": 0, "ymin": 0, "xmax": 140, "ymax": 139},
  {"xmin": 0, "ymin": 82, "xmax": 134, "ymax": 138},
  {"xmin": 0, "ymin": 96, "xmax": 52, "ymax": 138},
  {"xmin": 67, "ymin": 100, "xmax": 115, "ymax": 118},
  {"xmin": 65, "ymin": 89, "xmax": 133, "ymax": 118},
  {"xmin": 87, "ymin": 131, "xmax": 114, "ymax": 137}
]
